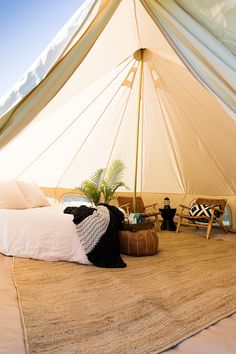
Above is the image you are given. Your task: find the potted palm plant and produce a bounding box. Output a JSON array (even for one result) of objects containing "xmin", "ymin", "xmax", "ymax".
[{"xmin": 76, "ymin": 160, "xmax": 128, "ymax": 205}]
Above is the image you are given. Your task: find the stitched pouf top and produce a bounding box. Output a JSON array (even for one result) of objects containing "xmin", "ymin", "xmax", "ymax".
[{"xmin": 119, "ymin": 229, "xmax": 159, "ymax": 256}]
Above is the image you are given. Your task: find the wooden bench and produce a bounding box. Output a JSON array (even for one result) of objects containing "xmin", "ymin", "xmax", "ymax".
[
  {"xmin": 117, "ymin": 196, "xmax": 161, "ymax": 232},
  {"xmin": 176, "ymin": 198, "xmax": 228, "ymax": 239}
]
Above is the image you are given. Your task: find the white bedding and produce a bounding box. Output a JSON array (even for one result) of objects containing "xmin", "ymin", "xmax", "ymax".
[{"xmin": 0, "ymin": 205, "xmax": 90, "ymax": 265}]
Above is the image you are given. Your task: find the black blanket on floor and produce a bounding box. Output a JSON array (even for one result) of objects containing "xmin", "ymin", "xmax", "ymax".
[{"xmin": 64, "ymin": 204, "xmax": 126, "ymax": 268}]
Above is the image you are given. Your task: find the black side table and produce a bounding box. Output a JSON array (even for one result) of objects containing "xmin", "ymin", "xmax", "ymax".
[{"xmin": 159, "ymin": 208, "xmax": 176, "ymax": 231}]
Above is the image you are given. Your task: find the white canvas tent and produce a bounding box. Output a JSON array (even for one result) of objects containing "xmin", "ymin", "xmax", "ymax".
[{"xmin": 0, "ymin": 0, "xmax": 236, "ymax": 197}]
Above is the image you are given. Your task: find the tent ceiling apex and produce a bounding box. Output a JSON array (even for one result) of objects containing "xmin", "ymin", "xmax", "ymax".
[{"xmin": 133, "ymin": 48, "xmax": 152, "ymax": 61}]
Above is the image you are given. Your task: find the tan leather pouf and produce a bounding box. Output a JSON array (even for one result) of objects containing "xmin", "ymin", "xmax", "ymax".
[{"xmin": 119, "ymin": 229, "xmax": 159, "ymax": 256}]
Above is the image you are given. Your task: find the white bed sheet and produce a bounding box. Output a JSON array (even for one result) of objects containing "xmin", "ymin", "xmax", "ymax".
[{"xmin": 0, "ymin": 205, "xmax": 90, "ymax": 265}]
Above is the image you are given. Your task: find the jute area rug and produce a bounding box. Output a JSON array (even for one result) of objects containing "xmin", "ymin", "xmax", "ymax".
[{"xmin": 13, "ymin": 232, "xmax": 236, "ymax": 354}]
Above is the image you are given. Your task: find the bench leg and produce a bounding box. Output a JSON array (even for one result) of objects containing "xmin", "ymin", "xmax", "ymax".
[
  {"xmin": 155, "ymin": 215, "xmax": 161, "ymax": 233},
  {"xmin": 176, "ymin": 217, "xmax": 181, "ymax": 233},
  {"xmin": 218, "ymin": 221, "xmax": 228, "ymax": 234},
  {"xmin": 206, "ymin": 218, "xmax": 213, "ymax": 239}
]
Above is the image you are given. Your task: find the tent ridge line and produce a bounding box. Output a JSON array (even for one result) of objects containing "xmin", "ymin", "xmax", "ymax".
[
  {"xmin": 148, "ymin": 60, "xmax": 186, "ymax": 193},
  {"xmin": 105, "ymin": 62, "xmax": 139, "ymax": 173},
  {"xmin": 16, "ymin": 56, "xmax": 134, "ymax": 181},
  {"xmin": 55, "ymin": 59, "xmax": 135, "ymax": 190},
  {"xmin": 133, "ymin": 0, "xmax": 142, "ymax": 48}
]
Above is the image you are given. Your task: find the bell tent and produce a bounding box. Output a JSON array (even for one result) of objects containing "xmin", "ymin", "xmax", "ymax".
[{"xmin": 0, "ymin": 0, "xmax": 236, "ymax": 207}]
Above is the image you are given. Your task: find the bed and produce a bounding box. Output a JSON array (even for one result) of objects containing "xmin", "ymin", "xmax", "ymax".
[
  {"xmin": 0, "ymin": 179, "xmax": 126, "ymax": 267},
  {"xmin": 0, "ymin": 204, "xmax": 91, "ymax": 265}
]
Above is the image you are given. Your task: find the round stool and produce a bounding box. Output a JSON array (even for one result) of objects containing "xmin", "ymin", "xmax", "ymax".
[{"xmin": 119, "ymin": 229, "xmax": 159, "ymax": 256}]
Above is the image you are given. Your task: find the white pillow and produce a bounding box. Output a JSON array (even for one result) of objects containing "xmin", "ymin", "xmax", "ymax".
[
  {"xmin": 0, "ymin": 180, "xmax": 30, "ymax": 209},
  {"xmin": 16, "ymin": 180, "xmax": 50, "ymax": 208}
]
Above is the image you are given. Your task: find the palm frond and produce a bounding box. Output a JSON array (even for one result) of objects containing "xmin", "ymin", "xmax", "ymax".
[
  {"xmin": 75, "ymin": 160, "xmax": 128, "ymax": 205},
  {"xmin": 89, "ymin": 168, "xmax": 105, "ymax": 188},
  {"xmin": 104, "ymin": 160, "xmax": 128, "ymax": 190},
  {"xmin": 76, "ymin": 168, "xmax": 105, "ymax": 205}
]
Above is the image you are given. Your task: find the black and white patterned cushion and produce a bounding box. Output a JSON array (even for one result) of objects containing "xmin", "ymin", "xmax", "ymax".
[{"xmin": 189, "ymin": 204, "xmax": 220, "ymax": 221}]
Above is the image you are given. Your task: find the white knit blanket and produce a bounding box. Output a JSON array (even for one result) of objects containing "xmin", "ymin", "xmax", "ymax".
[{"xmin": 75, "ymin": 206, "xmax": 110, "ymax": 254}]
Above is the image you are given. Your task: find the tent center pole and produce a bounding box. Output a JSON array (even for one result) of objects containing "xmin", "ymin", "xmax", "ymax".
[{"xmin": 133, "ymin": 48, "xmax": 144, "ymax": 213}]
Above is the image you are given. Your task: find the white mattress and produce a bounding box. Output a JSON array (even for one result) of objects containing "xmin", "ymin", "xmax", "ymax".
[{"xmin": 0, "ymin": 205, "xmax": 90, "ymax": 264}]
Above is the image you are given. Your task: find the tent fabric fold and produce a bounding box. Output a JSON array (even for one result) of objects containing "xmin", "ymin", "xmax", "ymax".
[
  {"xmin": 140, "ymin": 0, "xmax": 236, "ymax": 113},
  {"xmin": 0, "ymin": 0, "xmax": 236, "ymax": 196},
  {"xmin": 0, "ymin": 0, "xmax": 97, "ymax": 119},
  {"xmin": 0, "ymin": 0, "xmax": 122, "ymax": 148}
]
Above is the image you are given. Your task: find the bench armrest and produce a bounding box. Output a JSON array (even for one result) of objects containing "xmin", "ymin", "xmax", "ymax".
[
  {"xmin": 208, "ymin": 205, "xmax": 224, "ymax": 214},
  {"xmin": 119, "ymin": 203, "xmax": 131, "ymax": 214},
  {"xmin": 144, "ymin": 202, "xmax": 158, "ymax": 210},
  {"xmin": 179, "ymin": 204, "xmax": 190, "ymax": 210}
]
